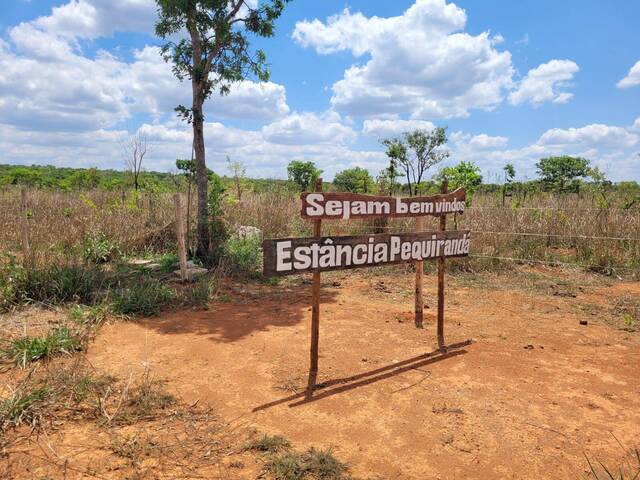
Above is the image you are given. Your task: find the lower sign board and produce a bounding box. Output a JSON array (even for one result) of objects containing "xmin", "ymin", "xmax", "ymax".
[{"xmin": 263, "ymin": 230, "xmax": 471, "ymax": 277}]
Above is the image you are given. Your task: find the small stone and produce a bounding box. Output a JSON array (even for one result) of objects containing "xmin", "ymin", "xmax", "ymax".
[
  {"xmin": 579, "ymin": 320, "xmax": 588, "ymax": 326},
  {"xmin": 524, "ymin": 344, "xmax": 534, "ymax": 350}
]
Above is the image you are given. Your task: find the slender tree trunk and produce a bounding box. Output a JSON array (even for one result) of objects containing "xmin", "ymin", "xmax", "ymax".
[{"xmin": 193, "ymin": 95, "xmax": 209, "ymax": 260}]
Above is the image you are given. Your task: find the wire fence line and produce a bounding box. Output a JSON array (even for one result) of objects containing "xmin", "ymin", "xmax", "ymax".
[{"xmin": 467, "ymin": 254, "xmax": 638, "ymax": 274}]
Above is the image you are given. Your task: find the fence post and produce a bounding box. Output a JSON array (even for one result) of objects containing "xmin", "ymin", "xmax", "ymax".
[
  {"xmin": 415, "ymin": 216, "xmax": 425, "ymax": 328},
  {"xmin": 20, "ymin": 189, "xmax": 30, "ymax": 262},
  {"xmin": 174, "ymin": 194, "xmax": 188, "ymax": 282},
  {"xmin": 437, "ymin": 180, "xmax": 448, "ymax": 351},
  {"xmin": 307, "ymin": 177, "xmax": 323, "ymax": 398}
]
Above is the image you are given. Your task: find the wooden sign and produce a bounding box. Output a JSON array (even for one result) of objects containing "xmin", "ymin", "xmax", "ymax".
[
  {"xmin": 300, "ymin": 188, "xmax": 466, "ymax": 220},
  {"xmin": 263, "ymin": 230, "xmax": 470, "ymax": 277}
]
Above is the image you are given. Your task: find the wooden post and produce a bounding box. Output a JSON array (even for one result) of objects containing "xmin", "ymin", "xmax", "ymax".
[
  {"xmin": 20, "ymin": 189, "xmax": 30, "ymax": 262},
  {"xmin": 437, "ymin": 180, "xmax": 448, "ymax": 351},
  {"xmin": 414, "ymin": 216, "xmax": 425, "ymax": 328},
  {"xmin": 307, "ymin": 178, "xmax": 323, "ymax": 397},
  {"xmin": 174, "ymin": 194, "xmax": 188, "ymax": 282}
]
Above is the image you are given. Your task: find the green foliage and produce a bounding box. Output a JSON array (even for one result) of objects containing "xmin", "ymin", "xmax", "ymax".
[
  {"xmin": 82, "ymin": 232, "xmax": 121, "ymax": 264},
  {"xmin": 112, "ymin": 279, "xmax": 176, "ymax": 317},
  {"xmin": 0, "ymin": 263, "xmax": 105, "ymax": 308},
  {"xmin": 182, "ymin": 276, "xmax": 213, "ymax": 309},
  {"xmin": 225, "ymin": 235, "xmax": 262, "ymax": 276},
  {"xmin": 383, "ymin": 127, "xmax": 449, "ymax": 196},
  {"xmin": 155, "ymin": 0, "xmax": 290, "ymax": 122},
  {"xmin": 438, "ymin": 161, "xmax": 483, "ymax": 202},
  {"xmin": 0, "ymin": 386, "xmax": 49, "ymax": 430},
  {"xmin": 503, "ymin": 164, "xmax": 516, "ymax": 183},
  {"xmin": 159, "ymin": 253, "xmax": 179, "ymax": 273},
  {"xmin": 536, "ymin": 156, "xmax": 591, "ymax": 193},
  {"xmin": 4, "ymin": 326, "xmax": 82, "ymax": 366},
  {"xmin": 333, "ymin": 167, "xmax": 374, "ymax": 193},
  {"xmin": 0, "ymin": 164, "xmax": 177, "ymax": 191},
  {"xmin": 287, "ymin": 161, "xmax": 322, "ymax": 192}
]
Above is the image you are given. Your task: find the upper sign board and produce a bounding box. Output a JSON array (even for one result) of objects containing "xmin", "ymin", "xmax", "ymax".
[{"xmin": 300, "ymin": 188, "xmax": 466, "ymax": 221}]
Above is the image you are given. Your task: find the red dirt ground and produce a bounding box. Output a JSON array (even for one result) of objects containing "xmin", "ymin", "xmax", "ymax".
[{"xmin": 77, "ymin": 269, "xmax": 640, "ymax": 479}]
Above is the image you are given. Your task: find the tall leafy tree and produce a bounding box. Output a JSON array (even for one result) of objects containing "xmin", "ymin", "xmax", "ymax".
[
  {"xmin": 287, "ymin": 160, "xmax": 322, "ymax": 191},
  {"xmin": 438, "ymin": 161, "xmax": 483, "ymax": 203},
  {"xmin": 333, "ymin": 167, "xmax": 374, "ymax": 193},
  {"xmin": 383, "ymin": 127, "xmax": 449, "ymax": 196},
  {"xmin": 155, "ymin": 0, "xmax": 290, "ymax": 260},
  {"xmin": 536, "ymin": 156, "xmax": 590, "ymax": 194}
]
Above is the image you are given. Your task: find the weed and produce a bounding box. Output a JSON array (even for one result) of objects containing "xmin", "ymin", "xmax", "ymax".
[
  {"xmin": 585, "ymin": 449, "xmax": 640, "ymax": 479},
  {"xmin": 0, "ymin": 386, "xmax": 49, "ymax": 430},
  {"xmin": 82, "ymin": 232, "xmax": 121, "ymax": 264},
  {"xmin": 245, "ymin": 434, "xmax": 291, "ymax": 453},
  {"xmin": 159, "ymin": 253, "xmax": 179, "ymax": 273},
  {"xmin": 5, "ymin": 326, "xmax": 83, "ymax": 366},
  {"xmin": 69, "ymin": 303, "xmax": 109, "ymax": 326},
  {"xmin": 224, "ymin": 235, "xmax": 262, "ymax": 276},
  {"xmin": 181, "ymin": 276, "xmax": 212, "ymax": 309},
  {"xmin": 264, "ymin": 447, "xmax": 349, "ymax": 480},
  {"xmin": 112, "ymin": 278, "xmax": 176, "ymax": 317}
]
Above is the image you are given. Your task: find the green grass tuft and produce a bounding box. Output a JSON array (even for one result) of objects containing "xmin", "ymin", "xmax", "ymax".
[
  {"xmin": 5, "ymin": 326, "xmax": 83, "ymax": 366},
  {"xmin": 112, "ymin": 278, "xmax": 176, "ymax": 317}
]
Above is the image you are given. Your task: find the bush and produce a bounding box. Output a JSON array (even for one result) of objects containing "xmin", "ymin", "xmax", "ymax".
[
  {"xmin": 225, "ymin": 235, "xmax": 262, "ymax": 276},
  {"xmin": 82, "ymin": 232, "xmax": 121, "ymax": 264},
  {"xmin": 159, "ymin": 253, "xmax": 179, "ymax": 273},
  {"xmin": 112, "ymin": 278, "xmax": 176, "ymax": 317}
]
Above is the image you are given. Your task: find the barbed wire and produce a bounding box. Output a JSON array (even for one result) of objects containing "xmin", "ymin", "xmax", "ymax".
[
  {"xmin": 467, "ymin": 254, "xmax": 639, "ymax": 274},
  {"xmin": 320, "ymin": 226, "xmax": 640, "ymax": 242}
]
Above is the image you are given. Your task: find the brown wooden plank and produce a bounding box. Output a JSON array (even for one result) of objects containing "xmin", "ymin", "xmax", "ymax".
[
  {"xmin": 300, "ymin": 187, "xmax": 466, "ymax": 220},
  {"xmin": 437, "ymin": 180, "xmax": 448, "ymax": 350},
  {"xmin": 308, "ymin": 178, "xmax": 323, "ymax": 397},
  {"xmin": 263, "ymin": 230, "xmax": 471, "ymax": 277}
]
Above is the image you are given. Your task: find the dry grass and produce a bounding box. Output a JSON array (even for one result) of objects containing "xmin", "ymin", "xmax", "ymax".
[{"xmin": 1, "ymin": 187, "xmax": 638, "ymax": 277}]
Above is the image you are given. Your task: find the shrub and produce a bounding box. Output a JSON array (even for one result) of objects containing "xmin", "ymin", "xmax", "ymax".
[
  {"xmin": 181, "ymin": 276, "xmax": 212, "ymax": 309},
  {"xmin": 112, "ymin": 278, "xmax": 176, "ymax": 317},
  {"xmin": 82, "ymin": 232, "xmax": 121, "ymax": 264},
  {"xmin": 159, "ymin": 253, "xmax": 179, "ymax": 273},
  {"xmin": 225, "ymin": 235, "xmax": 262, "ymax": 276},
  {"xmin": 264, "ymin": 447, "xmax": 349, "ymax": 480}
]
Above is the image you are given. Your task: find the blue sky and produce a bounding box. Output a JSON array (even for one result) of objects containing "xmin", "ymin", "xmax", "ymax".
[{"xmin": 1, "ymin": 0, "xmax": 639, "ymax": 181}]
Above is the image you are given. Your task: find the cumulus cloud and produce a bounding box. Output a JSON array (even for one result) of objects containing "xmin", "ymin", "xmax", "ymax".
[
  {"xmin": 450, "ymin": 132, "xmax": 509, "ymax": 150},
  {"xmin": 362, "ymin": 119, "xmax": 436, "ymax": 138},
  {"xmin": 293, "ymin": 0, "xmax": 514, "ymax": 119},
  {"xmin": 538, "ymin": 124, "xmax": 638, "ymax": 149},
  {"xmin": 509, "ymin": 59, "xmax": 579, "ymax": 106},
  {"xmin": 262, "ymin": 112, "xmax": 356, "ymax": 145},
  {"xmin": 617, "ymin": 60, "xmax": 640, "ymax": 89},
  {"xmin": 0, "ymin": 36, "xmax": 289, "ymax": 132}
]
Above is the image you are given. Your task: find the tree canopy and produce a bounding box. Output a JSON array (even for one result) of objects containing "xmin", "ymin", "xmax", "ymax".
[
  {"xmin": 383, "ymin": 127, "xmax": 449, "ymax": 196},
  {"xmin": 287, "ymin": 160, "xmax": 322, "ymax": 191},
  {"xmin": 536, "ymin": 156, "xmax": 590, "ymax": 193},
  {"xmin": 333, "ymin": 167, "xmax": 374, "ymax": 193}
]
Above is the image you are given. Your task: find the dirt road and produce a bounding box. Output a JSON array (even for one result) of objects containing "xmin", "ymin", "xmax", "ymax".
[{"xmin": 86, "ymin": 269, "xmax": 640, "ymax": 479}]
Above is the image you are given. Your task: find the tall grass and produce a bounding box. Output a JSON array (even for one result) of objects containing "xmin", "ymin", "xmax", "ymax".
[{"xmin": 1, "ymin": 187, "xmax": 638, "ymax": 277}]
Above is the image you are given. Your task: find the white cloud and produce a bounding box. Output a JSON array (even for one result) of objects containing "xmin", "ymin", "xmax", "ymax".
[
  {"xmin": 28, "ymin": 0, "xmax": 156, "ymax": 39},
  {"xmin": 362, "ymin": 119, "xmax": 436, "ymax": 138},
  {"xmin": 538, "ymin": 124, "xmax": 638, "ymax": 149},
  {"xmin": 451, "ymin": 132, "xmax": 508, "ymax": 149},
  {"xmin": 617, "ymin": 60, "xmax": 640, "ymax": 89},
  {"xmin": 509, "ymin": 59, "xmax": 579, "ymax": 106},
  {"xmin": 293, "ymin": 0, "xmax": 514, "ymax": 119},
  {"xmin": 262, "ymin": 112, "xmax": 356, "ymax": 145},
  {"xmin": 631, "ymin": 117, "xmax": 640, "ymax": 132}
]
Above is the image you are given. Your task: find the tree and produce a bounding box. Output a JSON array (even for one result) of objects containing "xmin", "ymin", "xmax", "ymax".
[
  {"xmin": 122, "ymin": 132, "xmax": 149, "ymax": 191},
  {"xmin": 438, "ymin": 161, "xmax": 483, "ymax": 202},
  {"xmin": 536, "ymin": 156, "xmax": 590, "ymax": 194},
  {"xmin": 226, "ymin": 155, "xmax": 247, "ymax": 201},
  {"xmin": 502, "ymin": 163, "xmax": 516, "ymax": 206},
  {"xmin": 333, "ymin": 167, "xmax": 374, "ymax": 193},
  {"xmin": 156, "ymin": 0, "xmax": 290, "ymax": 261},
  {"xmin": 382, "ymin": 127, "xmax": 449, "ymax": 196},
  {"xmin": 376, "ymin": 165, "xmax": 401, "ymax": 196},
  {"xmin": 287, "ymin": 160, "xmax": 322, "ymax": 191}
]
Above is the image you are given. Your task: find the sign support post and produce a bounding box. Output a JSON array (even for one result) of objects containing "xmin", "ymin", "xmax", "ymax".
[
  {"xmin": 414, "ymin": 216, "xmax": 425, "ymax": 328},
  {"xmin": 437, "ymin": 180, "xmax": 449, "ymax": 351},
  {"xmin": 307, "ymin": 177, "xmax": 323, "ymax": 397}
]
